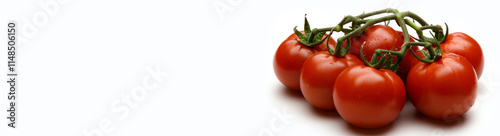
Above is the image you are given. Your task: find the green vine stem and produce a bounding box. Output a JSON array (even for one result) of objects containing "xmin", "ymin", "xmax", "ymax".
[{"xmin": 303, "ymin": 8, "xmax": 448, "ymax": 72}]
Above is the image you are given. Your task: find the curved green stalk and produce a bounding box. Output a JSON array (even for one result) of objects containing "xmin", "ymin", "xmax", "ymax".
[{"xmin": 295, "ymin": 8, "xmax": 447, "ymax": 71}]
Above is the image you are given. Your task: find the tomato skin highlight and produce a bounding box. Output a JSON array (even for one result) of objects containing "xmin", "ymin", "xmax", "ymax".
[
  {"xmin": 273, "ymin": 32, "xmax": 335, "ymax": 91},
  {"xmin": 300, "ymin": 52, "xmax": 363, "ymax": 110},
  {"xmin": 441, "ymin": 32, "xmax": 484, "ymax": 78},
  {"xmin": 406, "ymin": 53, "xmax": 478, "ymax": 120},
  {"xmin": 333, "ymin": 65, "xmax": 406, "ymax": 128}
]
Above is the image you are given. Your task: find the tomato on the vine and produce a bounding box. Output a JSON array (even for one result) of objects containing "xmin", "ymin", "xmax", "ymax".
[
  {"xmin": 440, "ymin": 32, "xmax": 484, "ymax": 78},
  {"xmin": 273, "ymin": 32, "xmax": 335, "ymax": 91},
  {"xmin": 349, "ymin": 25, "xmax": 417, "ymax": 81},
  {"xmin": 300, "ymin": 51, "xmax": 363, "ymax": 110},
  {"xmin": 349, "ymin": 25, "xmax": 403, "ymax": 61},
  {"xmin": 273, "ymin": 8, "xmax": 482, "ymax": 127},
  {"xmin": 333, "ymin": 65, "xmax": 406, "ymax": 128},
  {"xmin": 406, "ymin": 53, "xmax": 477, "ymax": 120}
]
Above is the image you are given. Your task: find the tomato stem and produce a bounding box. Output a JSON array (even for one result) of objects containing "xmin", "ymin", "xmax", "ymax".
[{"xmin": 310, "ymin": 8, "xmax": 448, "ymax": 71}]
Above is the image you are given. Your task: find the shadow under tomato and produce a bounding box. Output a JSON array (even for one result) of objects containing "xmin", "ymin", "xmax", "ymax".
[
  {"xmin": 280, "ymin": 85, "xmax": 304, "ymax": 100},
  {"xmin": 280, "ymin": 85, "xmax": 342, "ymax": 119},
  {"xmin": 345, "ymin": 121, "xmax": 395, "ymax": 135},
  {"xmin": 412, "ymin": 111, "xmax": 469, "ymax": 128},
  {"xmin": 310, "ymin": 106, "xmax": 341, "ymax": 119}
]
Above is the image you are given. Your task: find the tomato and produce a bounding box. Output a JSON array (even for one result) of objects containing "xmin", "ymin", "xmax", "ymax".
[
  {"xmin": 406, "ymin": 53, "xmax": 477, "ymax": 120},
  {"xmin": 440, "ymin": 32, "xmax": 484, "ymax": 78},
  {"xmin": 349, "ymin": 25, "xmax": 403, "ymax": 62},
  {"xmin": 349, "ymin": 25, "xmax": 417, "ymax": 81},
  {"xmin": 333, "ymin": 65, "xmax": 406, "ymax": 128},
  {"xmin": 300, "ymin": 51, "xmax": 363, "ymax": 110},
  {"xmin": 273, "ymin": 32, "xmax": 336, "ymax": 91}
]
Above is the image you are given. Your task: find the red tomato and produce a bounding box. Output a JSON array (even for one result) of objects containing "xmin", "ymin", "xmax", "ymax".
[
  {"xmin": 441, "ymin": 32, "xmax": 484, "ymax": 78},
  {"xmin": 333, "ymin": 65, "xmax": 406, "ymax": 128},
  {"xmin": 349, "ymin": 25, "xmax": 403, "ymax": 62},
  {"xmin": 349, "ymin": 25, "xmax": 416, "ymax": 81},
  {"xmin": 300, "ymin": 51, "xmax": 363, "ymax": 110},
  {"xmin": 406, "ymin": 53, "xmax": 477, "ymax": 120},
  {"xmin": 273, "ymin": 32, "xmax": 336, "ymax": 91}
]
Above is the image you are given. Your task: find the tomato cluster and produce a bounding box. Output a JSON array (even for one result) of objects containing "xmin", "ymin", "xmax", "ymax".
[{"xmin": 273, "ymin": 9, "xmax": 483, "ymax": 129}]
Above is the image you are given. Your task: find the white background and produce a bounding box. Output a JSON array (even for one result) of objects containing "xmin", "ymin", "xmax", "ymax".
[{"xmin": 1, "ymin": 0, "xmax": 499, "ymax": 135}]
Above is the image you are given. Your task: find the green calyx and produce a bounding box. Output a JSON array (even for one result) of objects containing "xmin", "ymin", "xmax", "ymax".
[
  {"xmin": 293, "ymin": 15, "xmax": 353, "ymax": 58},
  {"xmin": 359, "ymin": 41, "xmax": 403, "ymax": 72},
  {"xmin": 293, "ymin": 16, "xmax": 327, "ymax": 47},
  {"xmin": 326, "ymin": 27, "xmax": 351, "ymax": 58},
  {"xmin": 408, "ymin": 32, "xmax": 444, "ymax": 63}
]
